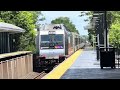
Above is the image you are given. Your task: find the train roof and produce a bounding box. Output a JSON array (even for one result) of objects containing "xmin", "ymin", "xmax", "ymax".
[
  {"xmin": 40, "ymin": 24, "xmax": 62, "ymax": 30},
  {"xmin": 39, "ymin": 24, "xmax": 80, "ymax": 36},
  {"xmin": 71, "ymin": 32, "xmax": 80, "ymax": 35},
  {"xmin": 40, "ymin": 24, "xmax": 71, "ymax": 32}
]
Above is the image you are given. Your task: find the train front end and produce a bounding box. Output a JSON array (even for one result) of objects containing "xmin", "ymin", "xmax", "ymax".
[{"xmin": 39, "ymin": 25, "xmax": 65, "ymax": 64}]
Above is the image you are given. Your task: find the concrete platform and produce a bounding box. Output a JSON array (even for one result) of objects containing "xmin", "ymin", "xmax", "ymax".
[
  {"xmin": 42, "ymin": 47, "xmax": 120, "ymax": 79},
  {"xmin": 61, "ymin": 50, "xmax": 120, "ymax": 79}
]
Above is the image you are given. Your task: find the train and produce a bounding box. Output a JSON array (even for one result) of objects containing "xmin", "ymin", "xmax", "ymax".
[{"xmin": 35, "ymin": 24, "xmax": 85, "ymax": 68}]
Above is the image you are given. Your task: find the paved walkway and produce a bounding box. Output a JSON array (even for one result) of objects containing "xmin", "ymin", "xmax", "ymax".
[{"xmin": 61, "ymin": 47, "xmax": 120, "ymax": 79}]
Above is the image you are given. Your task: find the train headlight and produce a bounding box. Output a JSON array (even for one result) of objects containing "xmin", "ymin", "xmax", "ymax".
[
  {"xmin": 59, "ymin": 55, "xmax": 64, "ymax": 58},
  {"xmin": 40, "ymin": 55, "xmax": 45, "ymax": 57}
]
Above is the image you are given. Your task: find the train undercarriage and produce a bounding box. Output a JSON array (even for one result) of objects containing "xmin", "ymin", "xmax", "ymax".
[{"xmin": 33, "ymin": 55, "xmax": 65, "ymax": 72}]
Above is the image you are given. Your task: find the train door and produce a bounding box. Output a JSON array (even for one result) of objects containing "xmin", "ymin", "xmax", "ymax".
[
  {"xmin": 65, "ymin": 32, "xmax": 68, "ymax": 55},
  {"xmin": 68, "ymin": 35, "xmax": 71, "ymax": 55},
  {"xmin": 72, "ymin": 33, "xmax": 75, "ymax": 52},
  {"xmin": 68, "ymin": 33, "xmax": 74, "ymax": 55}
]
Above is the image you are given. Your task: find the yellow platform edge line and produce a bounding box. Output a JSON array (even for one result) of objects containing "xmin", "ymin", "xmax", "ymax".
[{"xmin": 42, "ymin": 49, "xmax": 83, "ymax": 79}]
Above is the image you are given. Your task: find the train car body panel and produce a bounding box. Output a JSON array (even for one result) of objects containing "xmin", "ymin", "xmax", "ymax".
[{"xmin": 40, "ymin": 49, "xmax": 64, "ymax": 59}]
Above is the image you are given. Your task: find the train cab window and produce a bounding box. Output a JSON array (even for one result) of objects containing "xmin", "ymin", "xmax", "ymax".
[
  {"xmin": 40, "ymin": 34, "xmax": 64, "ymax": 49},
  {"xmin": 40, "ymin": 35, "xmax": 50, "ymax": 49},
  {"xmin": 54, "ymin": 34, "xmax": 63, "ymax": 41},
  {"xmin": 41, "ymin": 35, "xmax": 50, "ymax": 41},
  {"xmin": 54, "ymin": 34, "xmax": 64, "ymax": 49}
]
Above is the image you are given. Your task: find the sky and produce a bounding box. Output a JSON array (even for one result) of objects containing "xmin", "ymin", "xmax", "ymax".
[{"xmin": 39, "ymin": 11, "xmax": 89, "ymax": 35}]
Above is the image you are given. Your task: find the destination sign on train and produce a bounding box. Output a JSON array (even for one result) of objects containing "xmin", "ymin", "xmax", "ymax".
[{"xmin": 48, "ymin": 31, "xmax": 56, "ymax": 34}]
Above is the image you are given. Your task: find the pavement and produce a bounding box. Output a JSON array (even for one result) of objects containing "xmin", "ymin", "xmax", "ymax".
[{"xmin": 61, "ymin": 46, "xmax": 120, "ymax": 79}]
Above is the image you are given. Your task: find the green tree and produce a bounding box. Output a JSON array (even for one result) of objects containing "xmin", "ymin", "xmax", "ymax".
[
  {"xmin": 109, "ymin": 11, "xmax": 120, "ymax": 48},
  {"xmin": 79, "ymin": 11, "xmax": 94, "ymax": 45},
  {"xmin": 79, "ymin": 11, "xmax": 120, "ymax": 48},
  {"xmin": 51, "ymin": 17, "xmax": 79, "ymax": 34},
  {"xmin": 0, "ymin": 11, "xmax": 44, "ymax": 52}
]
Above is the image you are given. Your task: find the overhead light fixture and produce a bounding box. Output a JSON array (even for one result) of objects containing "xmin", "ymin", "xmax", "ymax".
[
  {"xmin": 94, "ymin": 11, "xmax": 105, "ymax": 14},
  {"xmin": 93, "ymin": 17, "xmax": 99, "ymax": 19},
  {"xmin": 95, "ymin": 21, "xmax": 99, "ymax": 23}
]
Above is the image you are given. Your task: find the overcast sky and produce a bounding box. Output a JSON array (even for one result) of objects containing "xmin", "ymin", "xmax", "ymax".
[{"xmin": 39, "ymin": 11, "xmax": 89, "ymax": 35}]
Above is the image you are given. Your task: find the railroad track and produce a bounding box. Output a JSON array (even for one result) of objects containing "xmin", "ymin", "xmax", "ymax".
[
  {"xmin": 34, "ymin": 71, "xmax": 47, "ymax": 79},
  {"xmin": 20, "ymin": 71, "xmax": 47, "ymax": 79},
  {"xmin": 33, "ymin": 57, "xmax": 72, "ymax": 79},
  {"xmin": 34, "ymin": 63, "xmax": 60, "ymax": 79}
]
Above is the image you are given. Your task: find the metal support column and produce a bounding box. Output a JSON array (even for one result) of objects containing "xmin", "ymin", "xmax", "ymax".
[
  {"xmin": 104, "ymin": 11, "xmax": 108, "ymax": 51},
  {"xmin": 8, "ymin": 33, "xmax": 10, "ymax": 53}
]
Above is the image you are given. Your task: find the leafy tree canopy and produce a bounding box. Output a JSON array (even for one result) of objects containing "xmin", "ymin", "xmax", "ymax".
[
  {"xmin": 0, "ymin": 11, "xmax": 45, "ymax": 52},
  {"xmin": 51, "ymin": 17, "xmax": 79, "ymax": 34}
]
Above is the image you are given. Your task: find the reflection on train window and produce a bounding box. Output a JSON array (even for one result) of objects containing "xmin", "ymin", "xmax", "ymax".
[
  {"xmin": 54, "ymin": 34, "xmax": 63, "ymax": 41},
  {"xmin": 49, "ymin": 34, "xmax": 54, "ymax": 41},
  {"xmin": 41, "ymin": 35, "xmax": 50, "ymax": 41}
]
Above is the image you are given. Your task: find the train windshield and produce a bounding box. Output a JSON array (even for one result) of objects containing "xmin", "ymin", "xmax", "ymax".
[
  {"xmin": 54, "ymin": 34, "xmax": 63, "ymax": 41},
  {"xmin": 41, "ymin": 35, "xmax": 50, "ymax": 41},
  {"xmin": 40, "ymin": 34, "xmax": 64, "ymax": 49}
]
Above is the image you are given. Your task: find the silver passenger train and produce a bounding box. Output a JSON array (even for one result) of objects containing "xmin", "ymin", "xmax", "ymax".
[{"xmin": 35, "ymin": 24, "xmax": 85, "ymax": 66}]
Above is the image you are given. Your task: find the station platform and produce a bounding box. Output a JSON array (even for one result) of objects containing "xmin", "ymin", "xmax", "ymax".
[{"xmin": 42, "ymin": 47, "xmax": 120, "ymax": 79}]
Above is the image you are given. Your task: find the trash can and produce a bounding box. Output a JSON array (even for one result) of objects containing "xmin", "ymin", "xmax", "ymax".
[{"xmin": 100, "ymin": 47, "xmax": 115, "ymax": 69}]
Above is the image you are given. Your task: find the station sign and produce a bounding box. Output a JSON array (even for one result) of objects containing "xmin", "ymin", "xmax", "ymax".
[{"xmin": 48, "ymin": 31, "xmax": 56, "ymax": 34}]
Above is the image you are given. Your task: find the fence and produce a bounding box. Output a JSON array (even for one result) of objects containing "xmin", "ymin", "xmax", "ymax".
[{"xmin": 0, "ymin": 51, "xmax": 33, "ymax": 79}]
